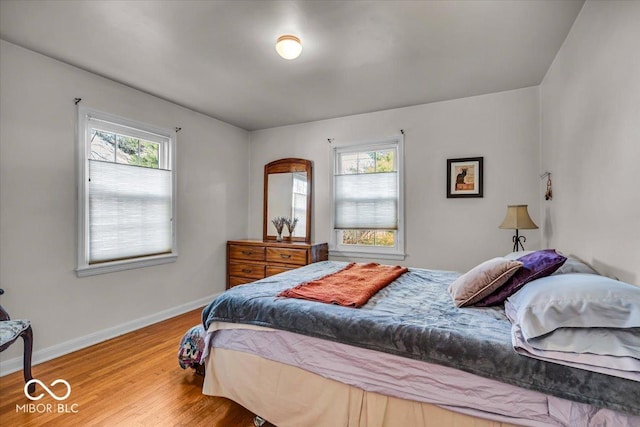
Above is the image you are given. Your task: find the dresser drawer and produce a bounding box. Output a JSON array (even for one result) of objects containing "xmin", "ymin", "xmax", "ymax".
[
  {"xmin": 229, "ymin": 244, "xmax": 265, "ymax": 261},
  {"xmin": 266, "ymin": 247, "xmax": 308, "ymax": 266},
  {"xmin": 228, "ymin": 276, "xmax": 254, "ymax": 288},
  {"xmin": 266, "ymin": 265, "xmax": 296, "ymax": 277},
  {"xmin": 227, "ymin": 240, "xmax": 328, "ymax": 289},
  {"xmin": 228, "ymin": 262, "xmax": 265, "ymax": 280}
]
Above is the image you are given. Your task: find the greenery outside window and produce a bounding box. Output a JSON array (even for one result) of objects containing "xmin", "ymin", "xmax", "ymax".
[
  {"xmin": 331, "ymin": 136, "xmax": 405, "ymax": 259},
  {"xmin": 76, "ymin": 106, "xmax": 177, "ymax": 276}
]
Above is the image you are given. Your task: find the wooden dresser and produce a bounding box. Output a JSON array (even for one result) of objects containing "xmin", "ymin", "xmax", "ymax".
[{"xmin": 227, "ymin": 239, "xmax": 329, "ymax": 289}]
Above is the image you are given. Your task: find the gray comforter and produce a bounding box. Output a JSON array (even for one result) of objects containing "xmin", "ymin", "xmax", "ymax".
[{"xmin": 203, "ymin": 261, "xmax": 639, "ymax": 416}]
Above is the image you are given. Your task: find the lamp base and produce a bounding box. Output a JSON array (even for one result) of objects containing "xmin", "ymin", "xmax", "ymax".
[{"xmin": 512, "ymin": 229, "xmax": 526, "ymax": 252}]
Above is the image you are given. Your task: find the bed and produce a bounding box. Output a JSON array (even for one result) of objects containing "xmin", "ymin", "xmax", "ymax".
[{"xmin": 200, "ymin": 258, "xmax": 640, "ymax": 426}]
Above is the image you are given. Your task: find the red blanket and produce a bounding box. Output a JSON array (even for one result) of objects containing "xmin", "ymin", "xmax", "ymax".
[{"xmin": 278, "ymin": 262, "xmax": 409, "ymax": 307}]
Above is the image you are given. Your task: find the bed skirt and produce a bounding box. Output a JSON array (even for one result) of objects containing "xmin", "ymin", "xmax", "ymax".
[{"xmin": 203, "ymin": 347, "xmax": 520, "ymax": 427}]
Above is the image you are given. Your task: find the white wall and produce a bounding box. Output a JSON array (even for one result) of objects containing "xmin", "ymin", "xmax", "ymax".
[
  {"xmin": 249, "ymin": 87, "xmax": 541, "ymax": 272},
  {"xmin": 540, "ymin": 1, "xmax": 640, "ymax": 285},
  {"xmin": 0, "ymin": 41, "xmax": 249, "ymax": 368}
]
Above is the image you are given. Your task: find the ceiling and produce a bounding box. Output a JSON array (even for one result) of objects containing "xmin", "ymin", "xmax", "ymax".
[{"xmin": 0, "ymin": 0, "xmax": 584, "ymax": 131}]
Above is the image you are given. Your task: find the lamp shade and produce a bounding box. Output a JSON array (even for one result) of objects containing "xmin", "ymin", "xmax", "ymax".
[
  {"xmin": 275, "ymin": 35, "xmax": 302, "ymax": 60},
  {"xmin": 499, "ymin": 205, "xmax": 538, "ymax": 230}
]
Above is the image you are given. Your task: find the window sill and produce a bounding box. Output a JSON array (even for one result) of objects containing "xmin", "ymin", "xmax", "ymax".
[
  {"xmin": 329, "ymin": 249, "xmax": 406, "ymax": 261},
  {"xmin": 76, "ymin": 254, "xmax": 177, "ymax": 277}
]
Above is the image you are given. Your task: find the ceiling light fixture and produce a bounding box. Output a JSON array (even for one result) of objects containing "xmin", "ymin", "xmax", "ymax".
[{"xmin": 275, "ymin": 35, "xmax": 302, "ymax": 60}]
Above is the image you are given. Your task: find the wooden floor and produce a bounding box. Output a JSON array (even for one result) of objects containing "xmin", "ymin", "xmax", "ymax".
[{"xmin": 0, "ymin": 308, "xmax": 271, "ymax": 426}]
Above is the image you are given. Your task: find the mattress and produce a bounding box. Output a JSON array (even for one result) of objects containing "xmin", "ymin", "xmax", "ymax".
[
  {"xmin": 202, "ymin": 261, "xmax": 640, "ymax": 416},
  {"xmin": 204, "ymin": 347, "xmax": 523, "ymax": 427},
  {"xmin": 204, "ymin": 323, "xmax": 639, "ymax": 426}
]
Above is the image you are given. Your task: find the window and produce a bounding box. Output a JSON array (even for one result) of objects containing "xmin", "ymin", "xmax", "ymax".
[
  {"xmin": 331, "ymin": 136, "xmax": 404, "ymax": 259},
  {"xmin": 76, "ymin": 106, "xmax": 177, "ymax": 276},
  {"xmin": 292, "ymin": 172, "xmax": 308, "ymax": 236}
]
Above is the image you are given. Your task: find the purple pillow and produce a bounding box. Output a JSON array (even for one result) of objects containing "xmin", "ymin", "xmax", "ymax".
[{"xmin": 474, "ymin": 249, "xmax": 567, "ymax": 307}]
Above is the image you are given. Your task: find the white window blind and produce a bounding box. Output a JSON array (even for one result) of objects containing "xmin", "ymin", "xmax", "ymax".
[
  {"xmin": 88, "ymin": 160, "xmax": 173, "ymax": 263},
  {"xmin": 330, "ymin": 136, "xmax": 404, "ymax": 260},
  {"xmin": 334, "ymin": 172, "xmax": 398, "ymax": 229},
  {"xmin": 292, "ymin": 173, "xmax": 308, "ymax": 238},
  {"xmin": 77, "ymin": 106, "xmax": 177, "ymax": 276}
]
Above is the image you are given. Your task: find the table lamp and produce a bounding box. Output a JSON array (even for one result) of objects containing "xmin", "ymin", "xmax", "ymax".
[{"xmin": 499, "ymin": 205, "xmax": 538, "ymax": 252}]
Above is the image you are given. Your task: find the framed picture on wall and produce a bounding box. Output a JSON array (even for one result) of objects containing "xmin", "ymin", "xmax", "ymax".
[{"xmin": 447, "ymin": 157, "xmax": 483, "ymax": 198}]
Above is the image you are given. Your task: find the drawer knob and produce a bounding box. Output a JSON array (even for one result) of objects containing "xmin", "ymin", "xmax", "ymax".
[
  {"xmin": 280, "ymin": 254, "xmax": 291, "ymax": 259},
  {"xmin": 242, "ymin": 250, "xmax": 253, "ymax": 255},
  {"xmin": 242, "ymin": 269, "xmax": 252, "ymax": 274}
]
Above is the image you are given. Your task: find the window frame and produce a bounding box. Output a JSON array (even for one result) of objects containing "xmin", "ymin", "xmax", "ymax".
[
  {"xmin": 329, "ymin": 135, "xmax": 405, "ymax": 260},
  {"xmin": 76, "ymin": 106, "xmax": 178, "ymax": 277}
]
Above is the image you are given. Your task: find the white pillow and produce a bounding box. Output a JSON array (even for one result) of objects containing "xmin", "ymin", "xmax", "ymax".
[
  {"xmin": 552, "ymin": 255, "xmax": 600, "ymax": 276},
  {"xmin": 505, "ymin": 273, "xmax": 640, "ymax": 341}
]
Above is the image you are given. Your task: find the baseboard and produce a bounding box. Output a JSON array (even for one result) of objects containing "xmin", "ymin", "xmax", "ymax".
[{"xmin": 0, "ymin": 293, "xmax": 220, "ymax": 377}]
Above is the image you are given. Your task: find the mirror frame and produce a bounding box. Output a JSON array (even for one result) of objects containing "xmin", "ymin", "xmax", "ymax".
[{"xmin": 263, "ymin": 158, "xmax": 312, "ymax": 243}]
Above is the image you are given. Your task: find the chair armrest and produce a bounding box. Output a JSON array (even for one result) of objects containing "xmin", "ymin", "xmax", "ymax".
[{"xmin": 0, "ymin": 288, "xmax": 10, "ymax": 320}]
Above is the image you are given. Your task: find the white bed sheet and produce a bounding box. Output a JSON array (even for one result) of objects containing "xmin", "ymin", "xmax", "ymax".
[
  {"xmin": 504, "ymin": 301, "xmax": 640, "ymax": 381},
  {"xmin": 205, "ymin": 322, "xmax": 639, "ymax": 427}
]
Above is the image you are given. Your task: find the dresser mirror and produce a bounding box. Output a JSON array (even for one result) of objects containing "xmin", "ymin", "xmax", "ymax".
[{"xmin": 263, "ymin": 158, "xmax": 312, "ymax": 242}]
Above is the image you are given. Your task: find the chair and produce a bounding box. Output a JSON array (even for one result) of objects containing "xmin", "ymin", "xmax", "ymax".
[{"xmin": 0, "ymin": 288, "xmax": 35, "ymax": 393}]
